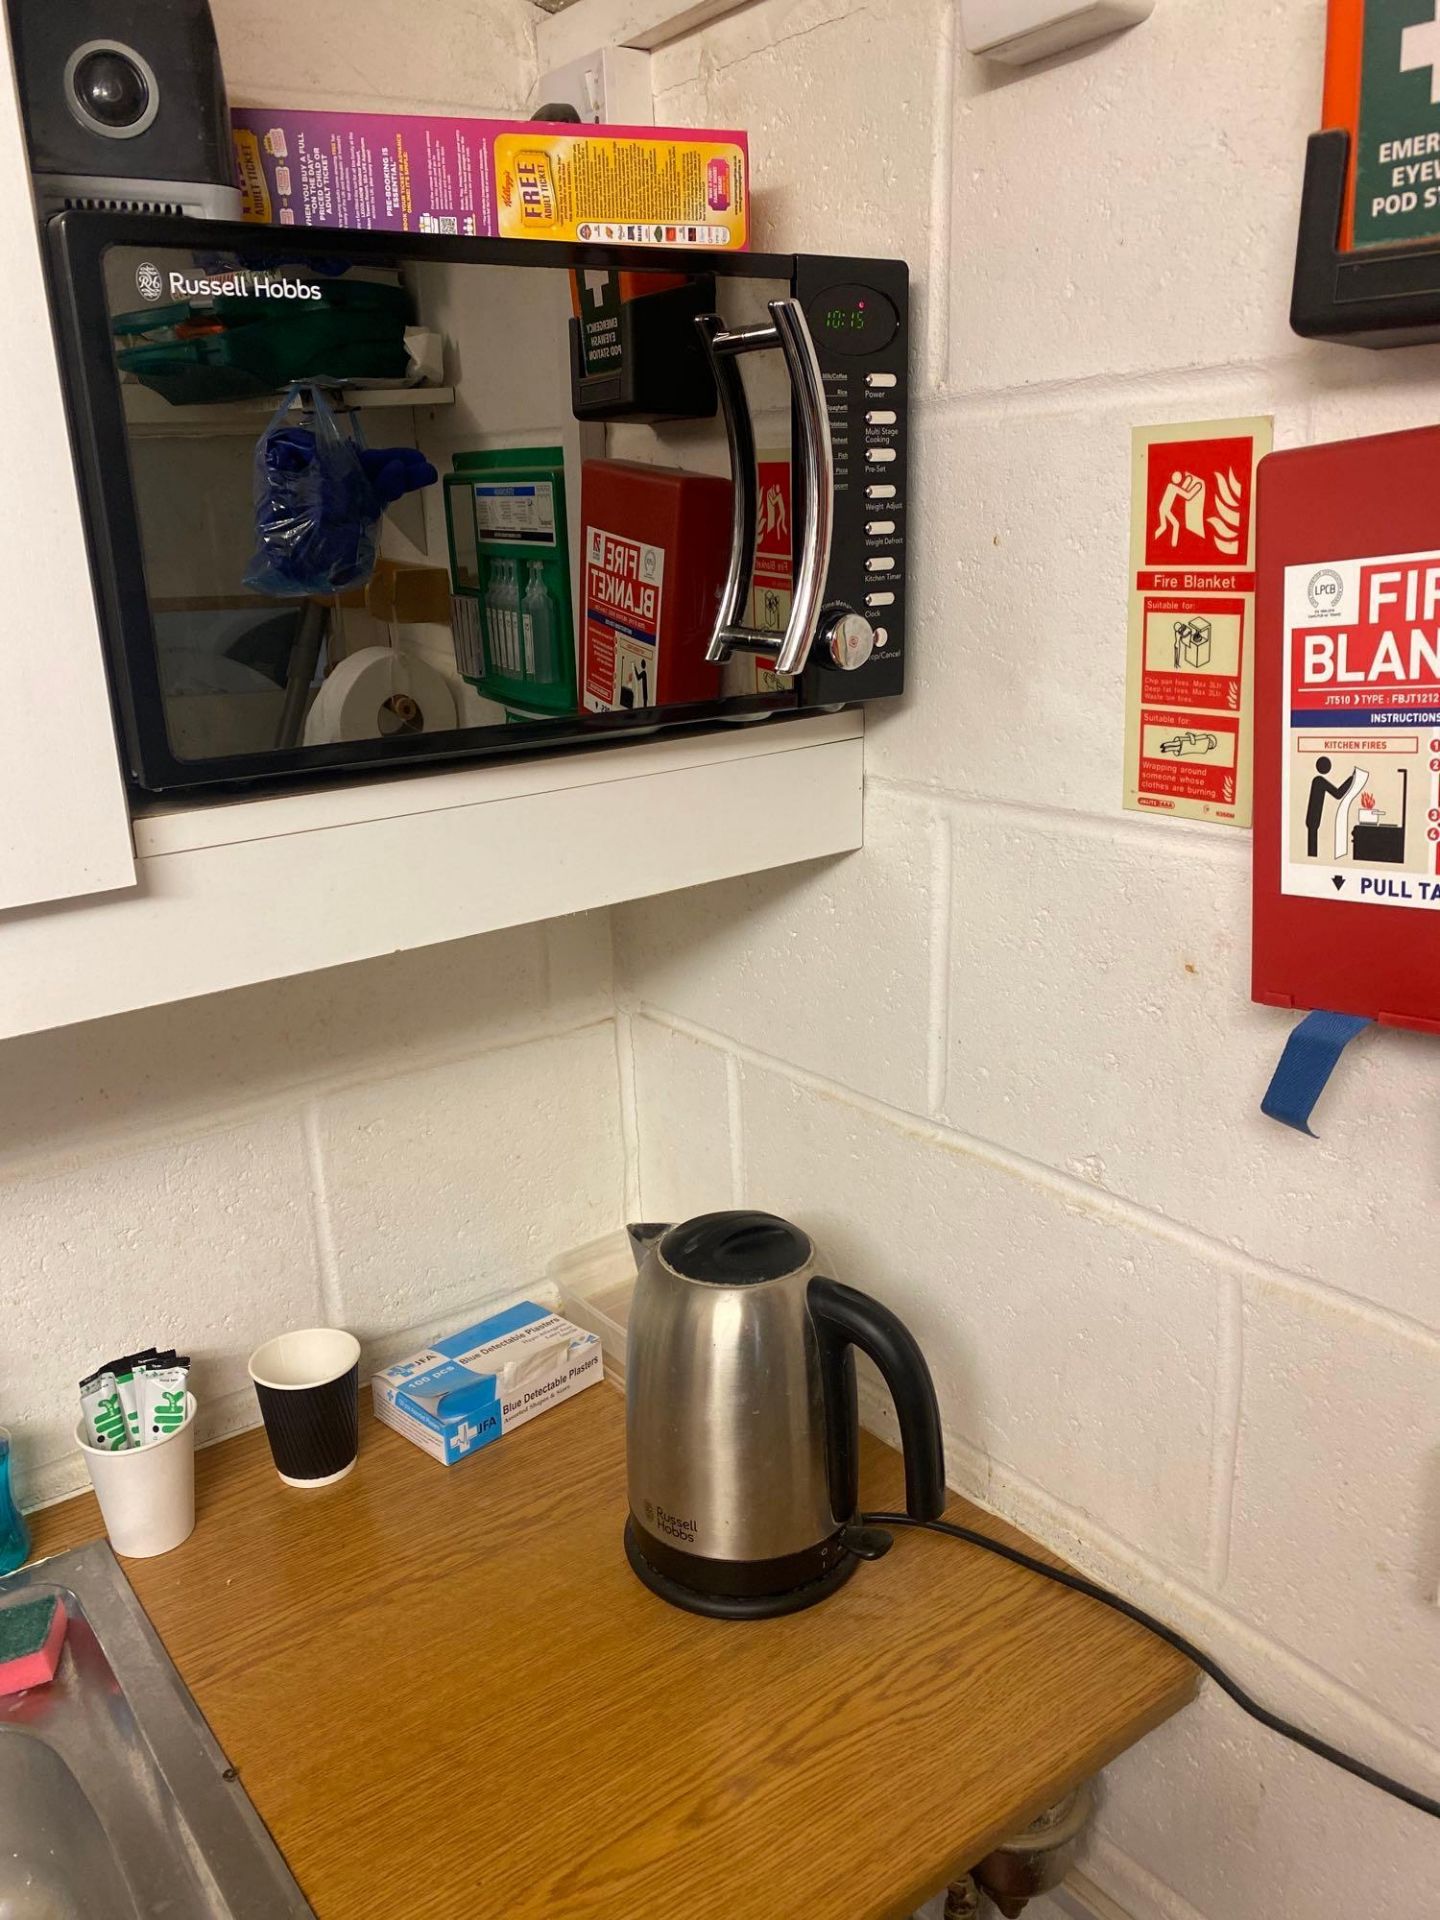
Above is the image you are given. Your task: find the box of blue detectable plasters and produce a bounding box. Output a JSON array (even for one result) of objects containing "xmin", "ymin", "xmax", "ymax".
[{"xmin": 371, "ymin": 1301, "xmax": 602, "ymax": 1465}]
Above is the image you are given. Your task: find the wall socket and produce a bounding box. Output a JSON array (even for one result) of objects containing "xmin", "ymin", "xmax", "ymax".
[{"xmin": 531, "ymin": 45, "xmax": 654, "ymax": 124}]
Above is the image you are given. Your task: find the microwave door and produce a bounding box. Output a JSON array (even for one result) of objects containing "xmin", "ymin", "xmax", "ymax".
[{"xmin": 62, "ymin": 223, "xmax": 825, "ymax": 796}]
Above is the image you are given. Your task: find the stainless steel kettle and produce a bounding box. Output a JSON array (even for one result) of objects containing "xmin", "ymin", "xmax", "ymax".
[{"xmin": 623, "ymin": 1211, "xmax": 946, "ymax": 1618}]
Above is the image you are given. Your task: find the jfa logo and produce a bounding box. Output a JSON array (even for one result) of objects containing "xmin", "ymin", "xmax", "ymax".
[{"xmin": 135, "ymin": 261, "xmax": 164, "ymax": 302}]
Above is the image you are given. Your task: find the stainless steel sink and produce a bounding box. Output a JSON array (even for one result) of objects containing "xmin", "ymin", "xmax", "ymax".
[{"xmin": 0, "ymin": 1541, "xmax": 311, "ymax": 1918}]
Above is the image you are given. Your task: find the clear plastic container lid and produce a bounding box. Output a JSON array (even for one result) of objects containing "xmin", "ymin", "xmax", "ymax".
[{"xmin": 546, "ymin": 1231, "xmax": 636, "ymax": 1384}]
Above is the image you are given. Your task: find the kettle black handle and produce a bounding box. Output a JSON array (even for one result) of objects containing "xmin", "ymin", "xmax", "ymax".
[{"xmin": 808, "ymin": 1276, "xmax": 946, "ymax": 1525}]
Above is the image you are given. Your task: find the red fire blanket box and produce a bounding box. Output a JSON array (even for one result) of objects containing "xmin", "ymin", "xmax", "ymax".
[
  {"xmin": 1255, "ymin": 424, "xmax": 1440, "ymax": 1060},
  {"xmin": 579, "ymin": 460, "xmax": 730, "ymax": 714}
]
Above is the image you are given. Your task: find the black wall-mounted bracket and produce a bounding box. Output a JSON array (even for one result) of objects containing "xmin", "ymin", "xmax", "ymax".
[{"xmin": 1292, "ymin": 128, "xmax": 1440, "ymax": 349}]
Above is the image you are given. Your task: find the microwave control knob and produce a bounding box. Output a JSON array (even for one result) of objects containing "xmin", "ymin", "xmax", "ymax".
[{"xmin": 823, "ymin": 611, "xmax": 876, "ymax": 671}]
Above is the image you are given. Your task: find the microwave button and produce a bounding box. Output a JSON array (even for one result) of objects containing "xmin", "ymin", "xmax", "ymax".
[
  {"xmin": 866, "ymin": 447, "xmax": 897, "ymax": 464},
  {"xmin": 866, "ymin": 409, "xmax": 897, "ymax": 426},
  {"xmin": 865, "ymin": 556, "xmax": 896, "ymax": 573},
  {"xmin": 875, "ymin": 627, "xmax": 889, "ymax": 647},
  {"xmin": 866, "ymin": 372, "xmax": 898, "ymax": 389},
  {"xmin": 867, "ymin": 518, "xmax": 896, "ymax": 537},
  {"xmin": 866, "ymin": 483, "xmax": 897, "ymax": 500},
  {"xmin": 865, "ymin": 590, "xmax": 896, "ymax": 608}
]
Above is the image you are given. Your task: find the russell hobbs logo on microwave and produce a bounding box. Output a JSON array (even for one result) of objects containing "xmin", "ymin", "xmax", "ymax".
[{"xmin": 134, "ymin": 264, "xmax": 322, "ymax": 303}]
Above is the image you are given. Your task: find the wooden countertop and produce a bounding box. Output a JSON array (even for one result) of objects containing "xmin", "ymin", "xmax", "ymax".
[{"xmin": 32, "ymin": 1389, "xmax": 1194, "ymax": 1920}]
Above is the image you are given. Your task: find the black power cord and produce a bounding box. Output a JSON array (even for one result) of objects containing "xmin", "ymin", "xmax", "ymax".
[{"xmin": 863, "ymin": 1510, "xmax": 1440, "ymax": 1823}]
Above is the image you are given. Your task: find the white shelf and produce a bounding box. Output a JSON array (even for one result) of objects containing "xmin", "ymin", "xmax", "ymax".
[
  {"xmin": 121, "ymin": 384, "xmax": 457, "ymax": 437},
  {"xmin": 1, "ymin": 711, "xmax": 864, "ymax": 1040}
]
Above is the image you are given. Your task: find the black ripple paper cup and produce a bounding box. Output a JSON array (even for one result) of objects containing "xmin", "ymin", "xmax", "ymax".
[{"xmin": 247, "ymin": 1329, "xmax": 361, "ymax": 1487}]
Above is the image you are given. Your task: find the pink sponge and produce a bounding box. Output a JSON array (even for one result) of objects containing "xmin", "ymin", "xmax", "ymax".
[{"xmin": 0, "ymin": 1593, "xmax": 68, "ymax": 1695}]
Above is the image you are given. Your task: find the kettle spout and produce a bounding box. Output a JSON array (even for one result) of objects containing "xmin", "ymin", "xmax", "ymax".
[{"xmin": 625, "ymin": 1222, "xmax": 672, "ymax": 1270}]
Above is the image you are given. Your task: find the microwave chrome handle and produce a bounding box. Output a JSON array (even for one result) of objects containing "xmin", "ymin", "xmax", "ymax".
[
  {"xmin": 693, "ymin": 299, "xmax": 834, "ymax": 674},
  {"xmin": 695, "ymin": 311, "xmax": 759, "ymax": 662},
  {"xmin": 767, "ymin": 297, "xmax": 834, "ymax": 678}
]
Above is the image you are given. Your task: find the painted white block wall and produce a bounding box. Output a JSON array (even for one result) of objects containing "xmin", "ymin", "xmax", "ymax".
[
  {"xmin": 212, "ymin": 0, "xmax": 538, "ymax": 117},
  {"xmin": 2, "ymin": 916, "xmax": 624, "ymax": 1510},
  {"xmin": 616, "ymin": 0, "xmax": 1440, "ymax": 1915}
]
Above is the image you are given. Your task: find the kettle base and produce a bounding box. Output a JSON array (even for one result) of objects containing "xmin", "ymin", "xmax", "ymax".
[{"xmin": 623, "ymin": 1517, "xmax": 860, "ymax": 1619}]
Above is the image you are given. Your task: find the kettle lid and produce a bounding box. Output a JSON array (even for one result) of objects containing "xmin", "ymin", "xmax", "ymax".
[{"xmin": 660, "ymin": 1211, "xmax": 812, "ymax": 1285}]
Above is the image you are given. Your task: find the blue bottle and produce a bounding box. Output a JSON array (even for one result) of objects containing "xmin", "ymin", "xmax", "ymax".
[{"xmin": 0, "ymin": 1427, "xmax": 31, "ymax": 1575}]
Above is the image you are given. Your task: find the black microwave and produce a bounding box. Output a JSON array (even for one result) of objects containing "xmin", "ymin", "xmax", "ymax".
[{"xmin": 45, "ymin": 213, "xmax": 908, "ymax": 795}]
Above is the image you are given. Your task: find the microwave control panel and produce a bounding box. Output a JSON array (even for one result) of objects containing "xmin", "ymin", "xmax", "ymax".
[{"xmin": 794, "ymin": 254, "xmax": 908, "ymax": 706}]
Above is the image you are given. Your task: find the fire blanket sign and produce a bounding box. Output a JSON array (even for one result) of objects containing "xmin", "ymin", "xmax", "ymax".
[
  {"xmin": 1281, "ymin": 547, "xmax": 1440, "ymax": 909},
  {"xmin": 1124, "ymin": 417, "xmax": 1273, "ymax": 825},
  {"xmin": 582, "ymin": 526, "xmax": 664, "ymax": 712},
  {"xmin": 745, "ymin": 452, "xmax": 793, "ymax": 692}
]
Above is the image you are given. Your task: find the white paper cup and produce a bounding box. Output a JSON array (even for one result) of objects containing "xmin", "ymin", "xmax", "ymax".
[
  {"xmin": 75, "ymin": 1392, "xmax": 197, "ymax": 1559},
  {"xmin": 248, "ymin": 1329, "xmax": 361, "ymax": 1487}
]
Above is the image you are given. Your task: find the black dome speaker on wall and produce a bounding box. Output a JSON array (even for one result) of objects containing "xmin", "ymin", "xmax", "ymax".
[{"xmin": 5, "ymin": 0, "xmax": 241, "ymax": 217}]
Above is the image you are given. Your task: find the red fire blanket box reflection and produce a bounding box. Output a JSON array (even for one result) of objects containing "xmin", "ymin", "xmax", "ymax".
[{"xmin": 579, "ymin": 460, "xmax": 731, "ymax": 713}]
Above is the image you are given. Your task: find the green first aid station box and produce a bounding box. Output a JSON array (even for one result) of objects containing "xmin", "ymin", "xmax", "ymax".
[{"xmin": 1336, "ymin": 1, "xmax": 1440, "ymax": 250}]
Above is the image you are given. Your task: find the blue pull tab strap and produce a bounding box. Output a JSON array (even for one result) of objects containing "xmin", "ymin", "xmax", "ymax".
[{"xmin": 1261, "ymin": 1010, "xmax": 1373, "ymax": 1137}]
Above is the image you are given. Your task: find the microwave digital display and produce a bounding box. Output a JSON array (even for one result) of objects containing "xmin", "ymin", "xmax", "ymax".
[{"xmin": 806, "ymin": 282, "xmax": 898, "ymax": 356}]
